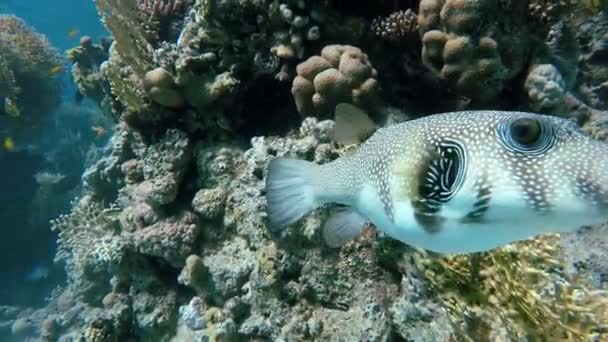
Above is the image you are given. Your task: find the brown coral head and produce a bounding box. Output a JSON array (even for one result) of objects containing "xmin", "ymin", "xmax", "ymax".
[
  {"xmin": 291, "ymin": 75, "xmax": 315, "ymax": 116},
  {"xmin": 421, "ymin": 30, "xmax": 448, "ymax": 72},
  {"xmin": 143, "ymin": 67, "xmax": 176, "ymax": 91},
  {"xmin": 296, "ymin": 56, "xmax": 332, "ymax": 80},
  {"xmin": 418, "ymin": 0, "xmax": 445, "ymax": 32},
  {"xmin": 338, "ymin": 50, "xmax": 374, "ymax": 86},
  {"xmin": 292, "ymin": 44, "xmax": 379, "ymax": 117},
  {"xmin": 143, "ymin": 67, "xmax": 185, "ymax": 108}
]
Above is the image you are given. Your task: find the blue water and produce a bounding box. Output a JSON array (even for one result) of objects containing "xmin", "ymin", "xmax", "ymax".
[
  {"xmin": 0, "ymin": 0, "xmax": 108, "ymax": 307},
  {"xmin": 0, "ymin": 0, "xmax": 107, "ymax": 51},
  {"xmin": 1, "ymin": 0, "xmax": 108, "ymax": 101}
]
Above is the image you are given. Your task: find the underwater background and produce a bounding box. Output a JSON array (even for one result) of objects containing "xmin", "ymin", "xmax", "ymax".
[
  {"xmin": 0, "ymin": 0, "xmax": 607, "ymax": 341},
  {"xmin": 0, "ymin": 0, "xmax": 108, "ymax": 310}
]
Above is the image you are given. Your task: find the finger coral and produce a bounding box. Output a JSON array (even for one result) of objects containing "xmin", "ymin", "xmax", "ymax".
[
  {"xmin": 292, "ymin": 44, "xmax": 379, "ymax": 117},
  {"xmin": 417, "ymin": 0, "xmax": 529, "ymax": 103}
]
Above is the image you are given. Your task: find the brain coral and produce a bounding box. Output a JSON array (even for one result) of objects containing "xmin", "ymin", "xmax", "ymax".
[
  {"xmin": 291, "ymin": 44, "xmax": 379, "ymax": 118},
  {"xmin": 417, "ymin": 0, "xmax": 530, "ymax": 102}
]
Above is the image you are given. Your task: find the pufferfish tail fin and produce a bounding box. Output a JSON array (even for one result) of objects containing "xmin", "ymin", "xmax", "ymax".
[{"xmin": 265, "ymin": 158, "xmax": 321, "ymax": 231}]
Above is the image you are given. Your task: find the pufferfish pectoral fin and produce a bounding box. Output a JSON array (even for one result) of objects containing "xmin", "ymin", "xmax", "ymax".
[{"xmin": 323, "ymin": 208, "xmax": 369, "ymax": 248}]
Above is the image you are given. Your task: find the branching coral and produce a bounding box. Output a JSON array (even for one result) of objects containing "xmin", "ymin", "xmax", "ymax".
[
  {"xmin": 136, "ymin": 0, "xmax": 187, "ymax": 43},
  {"xmin": 413, "ymin": 235, "xmax": 608, "ymax": 340},
  {"xmin": 268, "ymin": 1, "xmax": 324, "ymax": 60},
  {"xmin": 137, "ymin": 0, "xmax": 184, "ymax": 17},
  {"xmin": 52, "ymin": 197, "xmax": 122, "ymax": 270},
  {"xmin": 371, "ymin": 9, "xmax": 418, "ymax": 43}
]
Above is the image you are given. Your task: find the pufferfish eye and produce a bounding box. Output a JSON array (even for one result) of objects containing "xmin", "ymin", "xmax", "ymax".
[
  {"xmin": 499, "ymin": 115, "xmax": 555, "ymax": 155},
  {"xmin": 510, "ymin": 117, "xmax": 542, "ymax": 145}
]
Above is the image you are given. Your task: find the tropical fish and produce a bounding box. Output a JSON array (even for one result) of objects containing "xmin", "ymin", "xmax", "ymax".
[
  {"xmin": 91, "ymin": 125, "xmax": 106, "ymax": 137},
  {"xmin": 49, "ymin": 65, "xmax": 64, "ymax": 75},
  {"xmin": 3, "ymin": 137, "xmax": 15, "ymax": 151},
  {"xmin": 265, "ymin": 110, "xmax": 608, "ymax": 254},
  {"xmin": 67, "ymin": 28, "xmax": 79, "ymax": 38},
  {"xmin": 3, "ymin": 97, "xmax": 20, "ymax": 118}
]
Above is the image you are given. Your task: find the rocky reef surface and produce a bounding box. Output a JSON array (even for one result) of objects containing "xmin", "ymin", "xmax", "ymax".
[{"xmin": 3, "ymin": 1, "xmax": 608, "ymax": 341}]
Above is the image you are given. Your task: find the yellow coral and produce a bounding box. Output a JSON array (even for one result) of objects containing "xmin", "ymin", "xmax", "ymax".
[{"xmin": 413, "ymin": 235, "xmax": 608, "ymax": 341}]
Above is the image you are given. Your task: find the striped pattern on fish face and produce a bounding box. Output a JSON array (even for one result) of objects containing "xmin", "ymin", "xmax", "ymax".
[{"xmin": 353, "ymin": 111, "xmax": 608, "ymax": 253}]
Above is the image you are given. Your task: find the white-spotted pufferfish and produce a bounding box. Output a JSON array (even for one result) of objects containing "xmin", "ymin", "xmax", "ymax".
[{"xmin": 265, "ymin": 110, "xmax": 608, "ymax": 253}]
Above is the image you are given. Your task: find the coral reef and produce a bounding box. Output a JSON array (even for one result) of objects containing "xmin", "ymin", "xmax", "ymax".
[
  {"xmin": 0, "ymin": 14, "xmax": 62, "ymax": 124},
  {"xmin": 66, "ymin": 36, "xmax": 111, "ymax": 110},
  {"xmin": 417, "ymin": 0, "xmax": 530, "ymax": 103},
  {"xmin": 525, "ymin": 63, "xmax": 568, "ymax": 114},
  {"xmin": 413, "ymin": 0, "xmax": 590, "ymax": 113},
  {"xmin": 93, "ymin": 0, "xmax": 372, "ymax": 133},
  {"xmin": 29, "ymin": 115, "xmax": 608, "ymax": 341},
  {"xmin": 12, "ymin": 1, "xmax": 608, "ymax": 342},
  {"xmin": 415, "ymin": 235, "xmax": 608, "ymax": 340}
]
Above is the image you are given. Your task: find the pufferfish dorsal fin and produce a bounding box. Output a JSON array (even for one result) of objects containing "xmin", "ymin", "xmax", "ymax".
[{"xmin": 333, "ymin": 103, "xmax": 377, "ymax": 145}]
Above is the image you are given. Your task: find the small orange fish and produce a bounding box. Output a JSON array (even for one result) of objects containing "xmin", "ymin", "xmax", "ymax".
[
  {"xmin": 68, "ymin": 28, "xmax": 79, "ymax": 39},
  {"xmin": 3, "ymin": 137, "xmax": 15, "ymax": 151},
  {"xmin": 91, "ymin": 126, "xmax": 106, "ymax": 137},
  {"xmin": 49, "ymin": 65, "xmax": 64, "ymax": 75}
]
